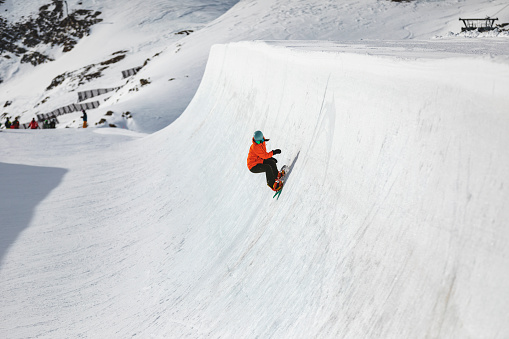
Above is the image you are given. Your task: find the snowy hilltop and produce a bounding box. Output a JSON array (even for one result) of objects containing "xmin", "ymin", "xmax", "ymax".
[
  {"xmin": 1, "ymin": 0, "xmax": 508, "ymax": 132},
  {"xmin": 1, "ymin": 0, "xmax": 509, "ymax": 338}
]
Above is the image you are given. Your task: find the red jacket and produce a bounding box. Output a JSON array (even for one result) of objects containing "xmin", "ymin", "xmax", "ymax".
[
  {"xmin": 247, "ymin": 138, "xmax": 273, "ymax": 169},
  {"xmin": 28, "ymin": 120, "xmax": 39, "ymax": 129}
]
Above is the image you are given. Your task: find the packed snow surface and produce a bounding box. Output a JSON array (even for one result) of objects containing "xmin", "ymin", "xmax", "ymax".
[{"xmin": 1, "ymin": 0, "xmax": 509, "ymax": 338}]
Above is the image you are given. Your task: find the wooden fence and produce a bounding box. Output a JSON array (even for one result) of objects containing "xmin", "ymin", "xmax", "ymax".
[
  {"xmin": 26, "ymin": 67, "xmax": 135, "ymax": 127},
  {"xmin": 36, "ymin": 100, "xmax": 100, "ymax": 122},
  {"xmin": 77, "ymin": 87, "xmax": 119, "ymax": 102},
  {"xmin": 121, "ymin": 66, "xmax": 142, "ymax": 79}
]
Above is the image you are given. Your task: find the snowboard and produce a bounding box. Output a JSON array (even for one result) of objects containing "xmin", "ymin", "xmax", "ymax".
[{"xmin": 273, "ymin": 165, "xmax": 288, "ymax": 199}]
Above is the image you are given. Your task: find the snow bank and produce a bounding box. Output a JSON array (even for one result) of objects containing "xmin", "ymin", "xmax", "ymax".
[
  {"xmin": 435, "ymin": 29, "xmax": 509, "ymax": 39},
  {"xmin": 145, "ymin": 41, "xmax": 509, "ymax": 337}
]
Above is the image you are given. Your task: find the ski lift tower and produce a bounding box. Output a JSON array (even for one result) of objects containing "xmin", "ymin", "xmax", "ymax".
[{"xmin": 459, "ymin": 17, "xmax": 498, "ymax": 32}]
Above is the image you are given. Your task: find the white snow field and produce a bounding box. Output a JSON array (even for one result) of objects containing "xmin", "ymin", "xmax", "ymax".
[
  {"xmin": 2, "ymin": 0, "xmax": 509, "ymax": 338},
  {"xmin": 2, "ymin": 39, "xmax": 509, "ymax": 338}
]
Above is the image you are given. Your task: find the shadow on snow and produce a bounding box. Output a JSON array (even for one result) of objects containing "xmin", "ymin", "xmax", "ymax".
[{"xmin": 0, "ymin": 162, "xmax": 67, "ymax": 268}]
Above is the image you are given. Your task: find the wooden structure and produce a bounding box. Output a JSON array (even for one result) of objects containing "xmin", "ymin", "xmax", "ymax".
[
  {"xmin": 459, "ymin": 17, "xmax": 498, "ymax": 32},
  {"xmin": 36, "ymin": 101, "xmax": 100, "ymax": 122},
  {"xmin": 121, "ymin": 66, "xmax": 142, "ymax": 79},
  {"xmin": 78, "ymin": 87, "xmax": 119, "ymax": 102}
]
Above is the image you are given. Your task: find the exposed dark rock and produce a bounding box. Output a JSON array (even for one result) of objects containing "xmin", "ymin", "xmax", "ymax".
[
  {"xmin": 45, "ymin": 51, "xmax": 127, "ymax": 91},
  {"xmin": 140, "ymin": 78, "xmax": 151, "ymax": 86},
  {"xmin": 35, "ymin": 97, "xmax": 50, "ymax": 107},
  {"xmin": 21, "ymin": 51, "xmax": 54, "ymax": 66},
  {"xmin": 1, "ymin": 1, "xmax": 103, "ymax": 68},
  {"xmin": 47, "ymin": 73, "xmax": 68, "ymax": 91},
  {"xmin": 100, "ymin": 54, "xmax": 126, "ymax": 65},
  {"xmin": 176, "ymin": 30, "xmax": 193, "ymax": 35}
]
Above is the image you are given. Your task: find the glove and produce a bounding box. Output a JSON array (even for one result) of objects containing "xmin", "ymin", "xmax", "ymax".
[{"xmin": 272, "ymin": 149, "xmax": 281, "ymax": 155}]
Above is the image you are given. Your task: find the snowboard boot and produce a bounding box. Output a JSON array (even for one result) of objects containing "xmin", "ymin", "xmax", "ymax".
[{"xmin": 270, "ymin": 179, "xmax": 283, "ymax": 192}]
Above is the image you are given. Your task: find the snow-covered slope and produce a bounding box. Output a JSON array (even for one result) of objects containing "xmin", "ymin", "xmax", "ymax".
[
  {"xmin": 140, "ymin": 40, "xmax": 509, "ymax": 337},
  {"xmin": 0, "ymin": 0, "xmax": 239, "ymax": 131},
  {"xmin": 104, "ymin": 0, "xmax": 509, "ymax": 132},
  {"xmin": 1, "ymin": 0, "xmax": 509, "ymax": 338},
  {"xmin": 2, "ymin": 39, "xmax": 509, "ymax": 337}
]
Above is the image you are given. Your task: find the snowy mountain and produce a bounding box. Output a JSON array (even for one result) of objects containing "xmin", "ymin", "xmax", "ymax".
[
  {"xmin": 2, "ymin": 0, "xmax": 508, "ymax": 132},
  {"xmin": 1, "ymin": 0, "xmax": 239, "ymax": 131},
  {"xmin": 1, "ymin": 0, "xmax": 509, "ymax": 338}
]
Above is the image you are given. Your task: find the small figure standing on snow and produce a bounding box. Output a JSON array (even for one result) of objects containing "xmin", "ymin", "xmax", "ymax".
[
  {"xmin": 81, "ymin": 110, "xmax": 88, "ymax": 128},
  {"xmin": 11, "ymin": 117, "xmax": 20, "ymax": 129},
  {"xmin": 247, "ymin": 130, "xmax": 283, "ymax": 191},
  {"xmin": 4, "ymin": 118, "xmax": 11, "ymax": 129},
  {"xmin": 28, "ymin": 118, "xmax": 39, "ymax": 129}
]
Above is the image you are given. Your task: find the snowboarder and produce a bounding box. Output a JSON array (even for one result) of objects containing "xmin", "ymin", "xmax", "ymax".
[
  {"xmin": 81, "ymin": 110, "xmax": 88, "ymax": 128},
  {"xmin": 4, "ymin": 118, "xmax": 11, "ymax": 129},
  {"xmin": 28, "ymin": 118, "xmax": 39, "ymax": 129},
  {"xmin": 247, "ymin": 130, "xmax": 283, "ymax": 191}
]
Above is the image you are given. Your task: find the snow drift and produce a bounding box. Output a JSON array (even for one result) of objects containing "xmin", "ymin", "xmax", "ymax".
[{"xmin": 2, "ymin": 40, "xmax": 509, "ymax": 338}]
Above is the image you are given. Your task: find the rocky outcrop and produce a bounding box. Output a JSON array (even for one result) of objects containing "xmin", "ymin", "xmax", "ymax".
[
  {"xmin": 1, "ymin": 1, "xmax": 102, "ymax": 66},
  {"xmin": 44, "ymin": 50, "xmax": 128, "ymax": 92},
  {"xmin": 21, "ymin": 51, "xmax": 54, "ymax": 66}
]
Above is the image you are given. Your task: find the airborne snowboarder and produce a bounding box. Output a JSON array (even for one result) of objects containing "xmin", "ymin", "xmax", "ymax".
[{"xmin": 247, "ymin": 130, "xmax": 284, "ymax": 191}]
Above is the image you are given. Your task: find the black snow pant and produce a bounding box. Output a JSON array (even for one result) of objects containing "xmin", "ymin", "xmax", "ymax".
[{"xmin": 250, "ymin": 158, "xmax": 279, "ymax": 188}]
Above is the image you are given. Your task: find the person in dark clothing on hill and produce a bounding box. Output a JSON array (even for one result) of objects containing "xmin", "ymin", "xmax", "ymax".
[
  {"xmin": 81, "ymin": 110, "xmax": 88, "ymax": 128},
  {"xmin": 11, "ymin": 117, "xmax": 20, "ymax": 129},
  {"xmin": 4, "ymin": 118, "xmax": 11, "ymax": 129}
]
